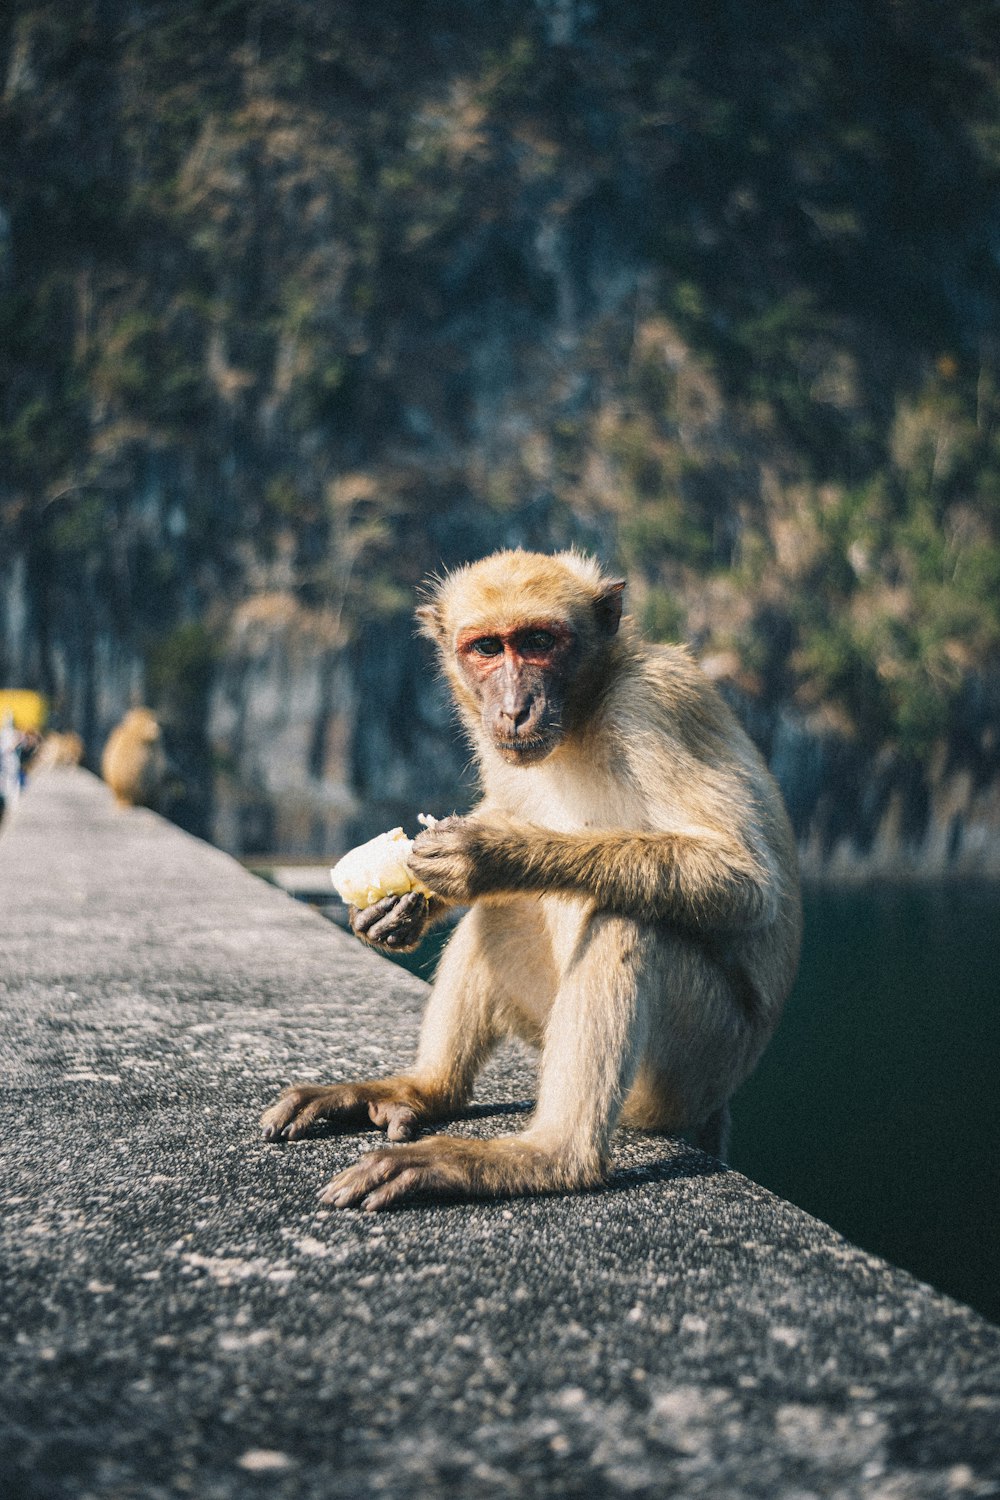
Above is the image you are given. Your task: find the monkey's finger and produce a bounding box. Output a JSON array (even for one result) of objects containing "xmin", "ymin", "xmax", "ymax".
[
  {"xmin": 409, "ymin": 817, "xmax": 468, "ymax": 858},
  {"xmin": 351, "ymin": 896, "xmax": 402, "ymax": 934},
  {"xmin": 367, "ymin": 888, "xmax": 425, "ymax": 924},
  {"xmin": 366, "ymin": 1100, "xmax": 420, "ymax": 1140},
  {"xmin": 365, "ymin": 891, "xmax": 425, "ymax": 942},
  {"xmin": 412, "ymin": 814, "xmax": 465, "ymax": 840}
]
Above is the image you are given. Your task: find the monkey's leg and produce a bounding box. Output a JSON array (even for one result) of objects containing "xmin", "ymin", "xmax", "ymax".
[
  {"xmin": 261, "ymin": 906, "xmax": 518, "ymax": 1146},
  {"xmin": 689, "ymin": 1103, "xmax": 731, "ymax": 1161},
  {"xmin": 261, "ymin": 1078, "xmax": 438, "ymax": 1144},
  {"xmin": 320, "ymin": 909, "xmax": 650, "ymax": 1210},
  {"xmin": 618, "ymin": 930, "xmax": 762, "ymax": 1157},
  {"xmin": 521, "ymin": 908, "xmax": 652, "ymax": 1179}
]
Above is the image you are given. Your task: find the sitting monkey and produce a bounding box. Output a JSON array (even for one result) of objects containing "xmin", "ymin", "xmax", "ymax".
[
  {"xmin": 101, "ymin": 707, "xmax": 168, "ymax": 810},
  {"xmin": 262, "ymin": 549, "xmax": 802, "ymax": 1209}
]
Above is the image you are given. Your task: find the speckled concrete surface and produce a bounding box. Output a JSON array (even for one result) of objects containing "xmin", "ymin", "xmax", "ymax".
[{"xmin": 1, "ymin": 768, "xmax": 998, "ymax": 1500}]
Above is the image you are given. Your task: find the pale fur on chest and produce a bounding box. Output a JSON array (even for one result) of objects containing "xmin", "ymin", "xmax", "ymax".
[
  {"xmin": 483, "ymin": 741, "xmax": 711, "ymax": 841},
  {"xmin": 486, "ymin": 752, "xmax": 643, "ymax": 832}
]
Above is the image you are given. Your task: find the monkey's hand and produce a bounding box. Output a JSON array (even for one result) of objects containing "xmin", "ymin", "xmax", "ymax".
[
  {"xmin": 261, "ymin": 1077, "xmax": 437, "ymax": 1143},
  {"xmin": 349, "ymin": 890, "xmax": 431, "ymax": 952},
  {"xmin": 408, "ymin": 814, "xmax": 512, "ymax": 904}
]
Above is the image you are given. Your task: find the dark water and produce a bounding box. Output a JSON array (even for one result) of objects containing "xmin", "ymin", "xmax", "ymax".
[
  {"xmin": 343, "ymin": 883, "xmax": 1000, "ymax": 1325},
  {"xmin": 731, "ymin": 882, "xmax": 1000, "ymax": 1326}
]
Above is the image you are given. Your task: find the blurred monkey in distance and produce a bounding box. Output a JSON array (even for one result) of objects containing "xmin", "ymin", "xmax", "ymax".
[{"xmin": 101, "ymin": 708, "xmax": 168, "ymax": 810}]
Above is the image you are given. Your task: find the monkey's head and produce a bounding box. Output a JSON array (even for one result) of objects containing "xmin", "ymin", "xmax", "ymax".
[
  {"xmin": 416, "ymin": 550, "xmax": 626, "ymax": 766},
  {"xmin": 121, "ymin": 707, "xmax": 162, "ymax": 745}
]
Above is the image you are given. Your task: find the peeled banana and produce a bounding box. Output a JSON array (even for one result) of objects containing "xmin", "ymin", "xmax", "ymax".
[{"xmin": 330, "ymin": 816, "xmax": 437, "ymax": 908}]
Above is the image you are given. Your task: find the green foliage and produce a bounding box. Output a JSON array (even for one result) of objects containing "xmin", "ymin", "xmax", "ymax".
[
  {"xmin": 147, "ymin": 620, "xmax": 218, "ymax": 722},
  {"xmin": 43, "ymin": 493, "xmax": 108, "ymax": 555},
  {"xmin": 263, "ymin": 475, "xmax": 303, "ymax": 521},
  {"xmin": 620, "ymin": 496, "xmax": 713, "ymax": 571},
  {"xmin": 639, "ymin": 588, "xmax": 686, "ymax": 643},
  {"xmin": 769, "ymin": 366, "xmax": 1000, "ymax": 750},
  {"xmin": 0, "ymin": 397, "xmax": 55, "ymax": 472},
  {"xmin": 0, "ymin": 0, "xmax": 998, "ymax": 771}
]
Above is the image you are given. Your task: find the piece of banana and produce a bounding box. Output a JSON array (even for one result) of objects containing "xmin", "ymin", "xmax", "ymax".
[{"xmin": 330, "ymin": 816, "xmax": 437, "ymax": 908}]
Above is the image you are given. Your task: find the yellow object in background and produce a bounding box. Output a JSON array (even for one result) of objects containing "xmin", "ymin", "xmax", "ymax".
[{"xmin": 0, "ymin": 690, "xmax": 48, "ymax": 733}]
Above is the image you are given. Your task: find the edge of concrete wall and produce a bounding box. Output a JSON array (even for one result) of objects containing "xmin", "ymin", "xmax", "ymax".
[{"xmin": 1, "ymin": 767, "xmax": 998, "ymax": 1500}]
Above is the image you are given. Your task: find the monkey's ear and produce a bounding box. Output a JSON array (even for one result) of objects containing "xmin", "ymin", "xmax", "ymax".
[
  {"xmin": 415, "ymin": 602, "xmax": 444, "ymax": 642},
  {"xmin": 594, "ymin": 579, "xmax": 626, "ymax": 636}
]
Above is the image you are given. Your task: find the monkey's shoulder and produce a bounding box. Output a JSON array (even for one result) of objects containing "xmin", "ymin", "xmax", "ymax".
[
  {"xmin": 640, "ymin": 641, "xmax": 726, "ymax": 699},
  {"xmin": 606, "ymin": 646, "xmax": 788, "ymax": 832},
  {"xmin": 614, "ymin": 644, "xmax": 745, "ymax": 753}
]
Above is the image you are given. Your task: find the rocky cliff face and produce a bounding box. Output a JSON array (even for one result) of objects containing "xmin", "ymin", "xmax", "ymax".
[
  {"xmin": 730, "ymin": 680, "xmax": 1000, "ymax": 880},
  {"xmin": 202, "ymin": 596, "xmax": 1000, "ymax": 880},
  {"xmin": 1, "ymin": 2, "xmax": 998, "ymax": 876},
  {"xmin": 4, "ymin": 473, "xmax": 1000, "ymax": 877}
]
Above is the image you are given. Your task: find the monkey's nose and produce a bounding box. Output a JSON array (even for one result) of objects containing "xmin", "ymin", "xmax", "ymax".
[{"xmin": 498, "ymin": 701, "xmax": 534, "ymax": 736}]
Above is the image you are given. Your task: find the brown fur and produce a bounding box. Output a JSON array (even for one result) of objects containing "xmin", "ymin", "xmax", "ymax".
[
  {"xmin": 261, "ymin": 550, "xmax": 802, "ymax": 1209},
  {"xmin": 35, "ymin": 731, "xmax": 85, "ymax": 769},
  {"xmin": 100, "ymin": 708, "xmax": 167, "ymax": 810}
]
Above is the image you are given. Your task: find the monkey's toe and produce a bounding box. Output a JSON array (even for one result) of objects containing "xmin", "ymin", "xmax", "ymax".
[
  {"xmin": 260, "ymin": 1093, "xmax": 301, "ymax": 1140},
  {"xmin": 367, "ymin": 1100, "xmax": 420, "ymax": 1140},
  {"xmin": 260, "ymin": 1083, "xmax": 366, "ymax": 1141},
  {"xmin": 317, "ymin": 1136, "xmax": 490, "ymax": 1210},
  {"xmin": 319, "ymin": 1151, "xmax": 406, "ymax": 1211}
]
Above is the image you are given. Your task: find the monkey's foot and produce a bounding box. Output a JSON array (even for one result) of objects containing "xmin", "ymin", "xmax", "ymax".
[
  {"xmin": 260, "ymin": 1079, "xmax": 430, "ymax": 1144},
  {"xmin": 318, "ymin": 1134, "xmax": 602, "ymax": 1211}
]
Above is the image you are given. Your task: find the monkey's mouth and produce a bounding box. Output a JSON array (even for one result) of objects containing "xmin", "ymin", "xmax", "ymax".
[{"xmin": 491, "ymin": 732, "xmax": 558, "ymax": 764}]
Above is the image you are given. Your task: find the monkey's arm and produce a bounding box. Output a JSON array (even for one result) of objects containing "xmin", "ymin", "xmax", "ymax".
[{"xmin": 409, "ymin": 816, "xmax": 774, "ymax": 932}]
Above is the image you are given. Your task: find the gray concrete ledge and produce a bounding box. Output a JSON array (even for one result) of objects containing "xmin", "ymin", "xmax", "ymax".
[{"xmin": 1, "ymin": 768, "xmax": 998, "ymax": 1500}]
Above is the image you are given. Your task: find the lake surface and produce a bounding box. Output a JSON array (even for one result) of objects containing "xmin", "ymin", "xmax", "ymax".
[
  {"xmin": 731, "ymin": 882, "xmax": 1000, "ymax": 1326},
  {"xmin": 316, "ymin": 881, "xmax": 1000, "ymax": 1325}
]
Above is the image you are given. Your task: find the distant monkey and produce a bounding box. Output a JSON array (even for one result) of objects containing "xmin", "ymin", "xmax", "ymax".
[
  {"xmin": 36, "ymin": 730, "xmax": 85, "ymax": 769},
  {"xmin": 101, "ymin": 707, "xmax": 168, "ymax": 810},
  {"xmin": 262, "ymin": 550, "xmax": 802, "ymax": 1209}
]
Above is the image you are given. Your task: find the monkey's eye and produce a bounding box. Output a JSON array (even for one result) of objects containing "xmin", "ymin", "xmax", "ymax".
[
  {"xmin": 519, "ymin": 630, "xmax": 557, "ymax": 653},
  {"xmin": 469, "ymin": 636, "xmax": 504, "ymax": 657}
]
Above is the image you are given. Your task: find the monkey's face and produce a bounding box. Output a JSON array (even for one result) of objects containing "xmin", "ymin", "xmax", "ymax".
[{"xmin": 456, "ymin": 622, "xmax": 576, "ymax": 766}]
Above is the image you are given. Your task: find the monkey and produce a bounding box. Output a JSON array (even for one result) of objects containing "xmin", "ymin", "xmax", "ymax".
[
  {"xmin": 100, "ymin": 707, "xmax": 168, "ymax": 810},
  {"xmin": 261, "ymin": 549, "xmax": 802, "ymax": 1211},
  {"xmin": 35, "ymin": 730, "xmax": 85, "ymax": 769}
]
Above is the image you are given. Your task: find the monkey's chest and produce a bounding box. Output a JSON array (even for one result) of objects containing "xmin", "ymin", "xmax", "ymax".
[{"xmin": 505, "ymin": 761, "xmax": 645, "ymax": 833}]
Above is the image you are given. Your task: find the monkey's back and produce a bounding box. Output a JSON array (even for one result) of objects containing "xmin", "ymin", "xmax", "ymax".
[
  {"xmin": 616, "ymin": 642, "xmax": 803, "ymax": 1010},
  {"xmin": 101, "ymin": 711, "xmax": 166, "ymax": 809}
]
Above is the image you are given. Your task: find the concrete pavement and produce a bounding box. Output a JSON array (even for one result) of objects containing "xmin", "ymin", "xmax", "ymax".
[{"xmin": 1, "ymin": 767, "xmax": 998, "ymax": 1498}]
